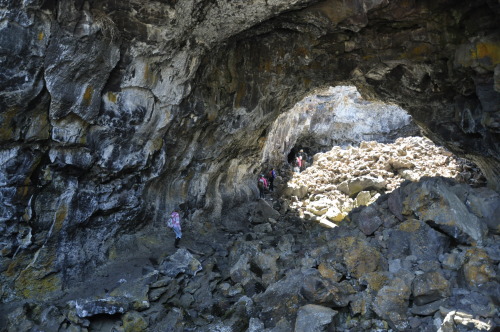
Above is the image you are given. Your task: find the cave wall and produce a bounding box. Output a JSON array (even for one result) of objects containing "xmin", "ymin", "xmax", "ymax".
[{"xmin": 0, "ymin": 0, "xmax": 499, "ymax": 302}]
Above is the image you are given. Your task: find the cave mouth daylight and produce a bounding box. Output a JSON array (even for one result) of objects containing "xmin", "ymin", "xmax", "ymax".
[
  {"xmin": 262, "ymin": 85, "xmax": 420, "ymax": 168},
  {"xmin": 261, "ymin": 86, "xmax": 485, "ymax": 228}
]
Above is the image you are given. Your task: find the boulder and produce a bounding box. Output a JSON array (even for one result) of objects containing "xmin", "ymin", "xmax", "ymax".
[
  {"xmin": 354, "ymin": 191, "xmax": 372, "ymax": 207},
  {"xmin": 325, "ymin": 205, "xmax": 347, "ymax": 223},
  {"xmin": 388, "ymin": 186, "xmax": 405, "ymax": 221},
  {"xmin": 401, "ymin": 178, "xmax": 488, "ymax": 245},
  {"xmin": 387, "ymin": 219, "xmax": 450, "ymax": 261},
  {"xmin": 254, "ymin": 269, "xmax": 318, "ymax": 327},
  {"xmin": 300, "ymin": 276, "xmax": 353, "ymax": 307},
  {"xmin": 373, "ymin": 276, "xmax": 412, "ymax": 331},
  {"xmin": 69, "ymin": 297, "xmax": 129, "ymax": 318},
  {"xmin": 441, "ymin": 250, "xmax": 465, "ymax": 271},
  {"xmin": 159, "ymin": 249, "xmax": 202, "ymax": 277},
  {"xmin": 412, "ymin": 270, "xmax": 451, "ymax": 305},
  {"xmin": 389, "ymin": 158, "xmax": 415, "ymax": 170},
  {"xmin": 253, "ymin": 199, "xmax": 281, "ymax": 223},
  {"xmin": 283, "ymin": 182, "xmax": 308, "ymax": 199},
  {"xmin": 461, "ymin": 187, "xmax": 500, "ymax": 234},
  {"xmin": 337, "ymin": 176, "xmax": 387, "ymax": 197},
  {"xmin": 229, "ymin": 254, "xmax": 253, "ymax": 285},
  {"xmin": 360, "ymin": 272, "xmax": 390, "ymax": 293},
  {"xmin": 254, "ymin": 223, "xmax": 273, "ymax": 233},
  {"xmin": 122, "ymin": 311, "xmax": 148, "ymax": 331},
  {"xmin": 355, "ymin": 204, "xmax": 383, "ymax": 236},
  {"xmin": 213, "ymin": 296, "xmax": 252, "ymax": 332},
  {"xmin": 439, "ymin": 310, "xmax": 494, "ymax": 332},
  {"xmin": 248, "ymin": 317, "xmax": 265, "ymax": 332},
  {"xmin": 109, "ymin": 271, "xmax": 159, "ymax": 311},
  {"xmin": 159, "ymin": 307, "xmax": 184, "ymax": 332},
  {"xmin": 317, "ymin": 263, "xmax": 343, "ymax": 282},
  {"xmin": 307, "ymin": 199, "xmax": 331, "ymax": 216},
  {"xmin": 253, "ymin": 250, "xmax": 280, "ymax": 286},
  {"xmin": 294, "ymin": 304, "xmax": 337, "ymax": 332},
  {"xmin": 410, "ymin": 298, "xmax": 447, "ymax": 316},
  {"xmin": 337, "ymin": 237, "xmax": 384, "ymax": 278},
  {"xmin": 461, "ymin": 248, "xmax": 497, "ymax": 288}
]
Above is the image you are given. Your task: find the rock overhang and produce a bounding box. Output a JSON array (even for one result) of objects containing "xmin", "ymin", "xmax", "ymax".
[
  {"xmin": 0, "ymin": 1, "xmax": 499, "ymax": 304},
  {"xmin": 0, "ymin": 1, "xmax": 498, "ymax": 220}
]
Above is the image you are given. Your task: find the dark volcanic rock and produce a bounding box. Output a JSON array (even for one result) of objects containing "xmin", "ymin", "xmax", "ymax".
[
  {"xmin": 1, "ymin": 0, "xmax": 500, "ymax": 331},
  {"xmin": 159, "ymin": 248, "xmax": 202, "ymax": 277},
  {"xmin": 399, "ymin": 177, "xmax": 490, "ymax": 245}
]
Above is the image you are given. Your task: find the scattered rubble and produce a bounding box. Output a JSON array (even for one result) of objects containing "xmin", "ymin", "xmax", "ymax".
[
  {"xmin": 3, "ymin": 138, "xmax": 499, "ymax": 332},
  {"xmin": 282, "ymin": 137, "xmax": 486, "ymax": 226}
]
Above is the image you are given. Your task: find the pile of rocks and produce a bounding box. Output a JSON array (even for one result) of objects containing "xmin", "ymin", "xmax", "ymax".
[
  {"xmin": 3, "ymin": 138, "xmax": 498, "ymax": 331},
  {"xmin": 6, "ymin": 176, "xmax": 499, "ymax": 332},
  {"xmin": 282, "ymin": 136, "xmax": 475, "ymax": 225}
]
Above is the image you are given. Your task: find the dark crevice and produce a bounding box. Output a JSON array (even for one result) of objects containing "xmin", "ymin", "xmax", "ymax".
[{"xmin": 424, "ymin": 220, "xmax": 463, "ymax": 246}]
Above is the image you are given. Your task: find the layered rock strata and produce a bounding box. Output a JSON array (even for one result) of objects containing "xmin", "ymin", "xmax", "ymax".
[{"xmin": 0, "ymin": 0, "xmax": 499, "ymax": 329}]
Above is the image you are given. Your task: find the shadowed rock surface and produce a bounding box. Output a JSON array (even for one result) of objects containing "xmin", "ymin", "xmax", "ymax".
[{"xmin": 0, "ymin": 0, "xmax": 499, "ymax": 331}]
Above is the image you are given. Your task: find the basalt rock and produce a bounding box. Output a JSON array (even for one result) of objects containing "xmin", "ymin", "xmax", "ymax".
[
  {"xmin": 294, "ymin": 304, "xmax": 338, "ymax": 332},
  {"xmin": 1, "ymin": 0, "xmax": 500, "ymax": 330}
]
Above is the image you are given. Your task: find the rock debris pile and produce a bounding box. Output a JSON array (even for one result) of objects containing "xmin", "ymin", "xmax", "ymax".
[
  {"xmin": 283, "ymin": 136, "xmax": 484, "ymax": 225},
  {"xmin": 5, "ymin": 140, "xmax": 499, "ymax": 331}
]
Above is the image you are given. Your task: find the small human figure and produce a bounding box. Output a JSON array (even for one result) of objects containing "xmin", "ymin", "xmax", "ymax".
[
  {"xmin": 297, "ymin": 149, "xmax": 305, "ymax": 159},
  {"xmin": 268, "ymin": 168, "xmax": 276, "ymax": 192},
  {"xmin": 297, "ymin": 149, "xmax": 307, "ymax": 172},
  {"xmin": 295, "ymin": 156, "xmax": 302, "ymax": 173},
  {"xmin": 167, "ymin": 209, "xmax": 182, "ymax": 248},
  {"xmin": 258, "ymin": 174, "xmax": 268, "ymax": 199}
]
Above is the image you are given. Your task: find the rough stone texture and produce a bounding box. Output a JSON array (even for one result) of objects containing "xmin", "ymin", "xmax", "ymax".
[
  {"xmin": 385, "ymin": 218, "xmax": 450, "ymax": 261},
  {"xmin": 1, "ymin": 0, "xmax": 500, "ymax": 331},
  {"xmin": 159, "ymin": 248, "xmax": 202, "ymax": 277},
  {"xmin": 461, "ymin": 247, "xmax": 497, "ymax": 288},
  {"xmin": 412, "ymin": 271, "xmax": 451, "ymax": 306},
  {"xmin": 261, "ymin": 85, "xmax": 418, "ymax": 162},
  {"xmin": 294, "ymin": 304, "xmax": 337, "ymax": 332},
  {"xmin": 356, "ymin": 204, "xmax": 384, "ymax": 236},
  {"xmin": 286, "ymin": 136, "xmax": 467, "ymax": 226},
  {"xmin": 400, "ymin": 177, "xmax": 489, "ymax": 245},
  {"xmin": 373, "ymin": 275, "xmax": 412, "ymax": 331},
  {"xmin": 122, "ymin": 311, "xmax": 148, "ymax": 332}
]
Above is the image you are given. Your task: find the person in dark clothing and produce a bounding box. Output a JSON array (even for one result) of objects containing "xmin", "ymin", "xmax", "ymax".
[{"xmin": 268, "ymin": 168, "xmax": 276, "ymax": 192}]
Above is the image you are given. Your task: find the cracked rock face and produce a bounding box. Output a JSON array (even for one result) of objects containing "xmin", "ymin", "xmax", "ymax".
[{"xmin": 0, "ymin": 0, "xmax": 499, "ymax": 325}]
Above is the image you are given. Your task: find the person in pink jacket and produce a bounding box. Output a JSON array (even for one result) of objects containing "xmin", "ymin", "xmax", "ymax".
[
  {"xmin": 258, "ymin": 174, "xmax": 268, "ymax": 199},
  {"xmin": 168, "ymin": 209, "xmax": 182, "ymax": 248}
]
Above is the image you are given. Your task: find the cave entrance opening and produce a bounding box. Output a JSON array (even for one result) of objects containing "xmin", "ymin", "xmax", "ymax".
[
  {"xmin": 261, "ymin": 86, "xmax": 420, "ymax": 170},
  {"xmin": 261, "ymin": 86, "xmax": 484, "ymax": 228}
]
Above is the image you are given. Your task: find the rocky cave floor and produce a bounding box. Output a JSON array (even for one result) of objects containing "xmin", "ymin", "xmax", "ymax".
[{"xmin": 3, "ymin": 137, "xmax": 500, "ymax": 332}]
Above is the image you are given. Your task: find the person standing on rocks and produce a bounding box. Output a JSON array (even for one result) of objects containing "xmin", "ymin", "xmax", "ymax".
[
  {"xmin": 167, "ymin": 208, "xmax": 182, "ymax": 248},
  {"xmin": 258, "ymin": 174, "xmax": 268, "ymax": 199},
  {"xmin": 268, "ymin": 168, "xmax": 277, "ymax": 192},
  {"xmin": 294, "ymin": 156, "xmax": 302, "ymax": 173},
  {"xmin": 298, "ymin": 149, "xmax": 307, "ymax": 172}
]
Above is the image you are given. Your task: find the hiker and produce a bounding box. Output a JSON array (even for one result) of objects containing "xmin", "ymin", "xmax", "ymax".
[
  {"xmin": 167, "ymin": 209, "xmax": 182, "ymax": 248},
  {"xmin": 298, "ymin": 149, "xmax": 307, "ymax": 172},
  {"xmin": 268, "ymin": 168, "xmax": 277, "ymax": 192},
  {"xmin": 294, "ymin": 156, "xmax": 302, "ymax": 173},
  {"xmin": 258, "ymin": 174, "xmax": 268, "ymax": 199}
]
